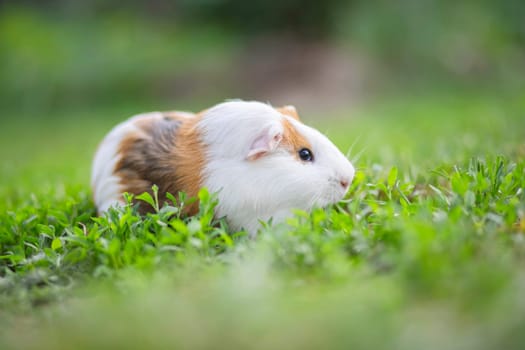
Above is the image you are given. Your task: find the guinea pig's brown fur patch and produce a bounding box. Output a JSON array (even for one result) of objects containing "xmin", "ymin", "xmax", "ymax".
[
  {"xmin": 276, "ymin": 106, "xmax": 300, "ymax": 121},
  {"xmin": 114, "ymin": 112, "xmax": 204, "ymax": 215},
  {"xmin": 281, "ymin": 118, "xmax": 312, "ymax": 160},
  {"xmin": 171, "ymin": 114, "xmax": 206, "ymax": 214}
]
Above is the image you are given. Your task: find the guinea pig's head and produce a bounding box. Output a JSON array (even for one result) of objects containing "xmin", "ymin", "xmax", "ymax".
[{"xmin": 198, "ymin": 101, "xmax": 355, "ymax": 233}]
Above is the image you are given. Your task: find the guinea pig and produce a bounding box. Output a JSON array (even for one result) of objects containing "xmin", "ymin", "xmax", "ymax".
[{"xmin": 91, "ymin": 100, "xmax": 355, "ymax": 236}]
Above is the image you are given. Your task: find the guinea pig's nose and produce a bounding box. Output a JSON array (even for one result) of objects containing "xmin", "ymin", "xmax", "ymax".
[{"xmin": 340, "ymin": 178, "xmax": 350, "ymax": 189}]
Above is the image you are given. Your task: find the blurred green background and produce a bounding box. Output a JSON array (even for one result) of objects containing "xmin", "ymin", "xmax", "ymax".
[
  {"xmin": 1, "ymin": 0, "xmax": 524, "ymax": 116},
  {"xmin": 1, "ymin": 0, "xmax": 524, "ymax": 194}
]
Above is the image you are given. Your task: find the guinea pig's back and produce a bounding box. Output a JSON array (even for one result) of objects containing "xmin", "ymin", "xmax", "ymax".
[{"xmin": 91, "ymin": 111, "xmax": 195, "ymax": 214}]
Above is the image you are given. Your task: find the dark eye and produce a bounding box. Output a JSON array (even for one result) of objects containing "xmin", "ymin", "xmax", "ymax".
[{"xmin": 298, "ymin": 148, "xmax": 314, "ymax": 162}]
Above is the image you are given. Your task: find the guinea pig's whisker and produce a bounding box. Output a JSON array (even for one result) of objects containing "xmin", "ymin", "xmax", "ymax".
[
  {"xmin": 348, "ymin": 145, "xmax": 367, "ymax": 164},
  {"xmin": 309, "ymin": 191, "xmax": 326, "ymax": 208},
  {"xmin": 345, "ymin": 134, "xmax": 363, "ymax": 158}
]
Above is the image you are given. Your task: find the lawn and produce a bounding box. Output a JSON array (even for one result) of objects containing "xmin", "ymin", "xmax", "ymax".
[{"xmin": 1, "ymin": 87, "xmax": 525, "ymax": 349}]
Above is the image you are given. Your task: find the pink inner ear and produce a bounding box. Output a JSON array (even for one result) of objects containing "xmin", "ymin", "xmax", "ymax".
[{"xmin": 247, "ymin": 126, "xmax": 283, "ymax": 161}]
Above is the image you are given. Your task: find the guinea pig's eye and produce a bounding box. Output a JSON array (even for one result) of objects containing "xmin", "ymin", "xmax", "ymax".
[{"xmin": 298, "ymin": 148, "xmax": 314, "ymax": 162}]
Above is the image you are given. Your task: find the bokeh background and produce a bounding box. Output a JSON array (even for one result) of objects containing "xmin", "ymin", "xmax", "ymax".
[
  {"xmin": 2, "ymin": 0, "xmax": 524, "ymax": 200},
  {"xmin": 2, "ymin": 0, "xmax": 524, "ymax": 115}
]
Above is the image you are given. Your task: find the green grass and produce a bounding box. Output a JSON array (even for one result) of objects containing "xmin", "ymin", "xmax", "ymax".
[{"xmin": 1, "ymin": 89, "xmax": 525, "ymax": 349}]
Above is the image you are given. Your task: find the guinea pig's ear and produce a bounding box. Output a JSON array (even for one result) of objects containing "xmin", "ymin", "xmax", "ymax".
[
  {"xmin": 246, "ymin": 123, "xmax": 283, "ymax": 161},
  {"xmin": 275, "ymin": 105, "xmax": 300, "ymax": 121}
]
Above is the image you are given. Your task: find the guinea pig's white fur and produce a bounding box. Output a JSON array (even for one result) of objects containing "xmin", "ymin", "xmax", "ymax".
[{"xmin": 91, "ymin": 101, "xmax": 354, "ymax": 237}]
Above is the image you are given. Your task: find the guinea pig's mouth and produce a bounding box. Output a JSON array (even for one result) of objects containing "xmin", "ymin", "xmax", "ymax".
[
  {"xmin": 331, "ymin": 178, "xmax": 350, "ymax": 195},
  {"xmin": 314, "ymin": 182, "xmax": 348, "ymax": 207}
]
